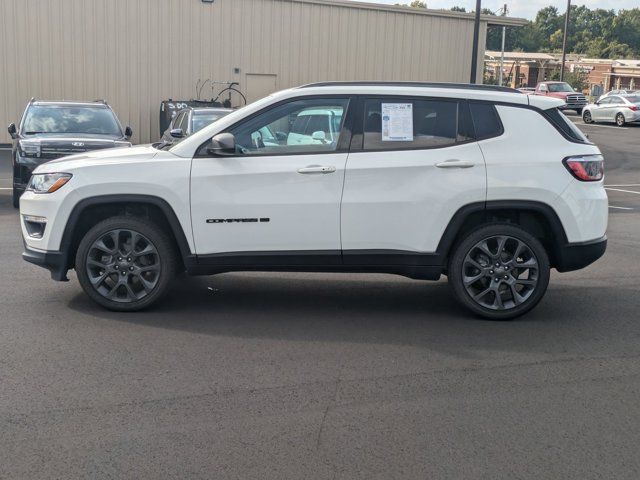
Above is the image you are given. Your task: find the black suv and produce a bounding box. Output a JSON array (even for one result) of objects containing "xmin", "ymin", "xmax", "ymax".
[{"xmin": 8, "ymin": 100, "xmax": 132, "ymax": 208}]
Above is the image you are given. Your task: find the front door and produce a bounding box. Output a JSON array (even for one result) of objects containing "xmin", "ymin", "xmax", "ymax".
[
  {"xmin": 341, "ymin": 97, "xmax": 487, "ymax": 259},
  {"xmin": 190, "ymin": 96, "xmax": 352, "ymax": 264}
]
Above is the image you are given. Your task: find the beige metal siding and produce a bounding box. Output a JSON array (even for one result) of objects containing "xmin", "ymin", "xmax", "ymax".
[{"xmin": 0, "ymin": 0, "xmax": 489, "ymax": 144}]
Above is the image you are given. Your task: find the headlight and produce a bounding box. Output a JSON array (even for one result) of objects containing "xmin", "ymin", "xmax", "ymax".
[
  {"xmin": 27, "ymin": 173, "xmax": 73, "ymax": 193},
  {"xmin": 19, "ymin": 139, "xmax": 41, "ymax": 157}
]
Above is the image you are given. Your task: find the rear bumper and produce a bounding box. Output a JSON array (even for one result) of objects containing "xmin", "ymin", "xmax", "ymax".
[
  {"xmin": 22, "ymin": 244, "xmax": 69, "ymax": 281},
  {"xmin": 555, "ymin": 236, "xmax": 607, "ymax": 272}
]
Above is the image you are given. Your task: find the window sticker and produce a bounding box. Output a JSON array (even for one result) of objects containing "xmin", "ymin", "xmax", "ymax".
[{"xmin": 381, "ymin": 103, "xmax": 413, "ymax": 141}]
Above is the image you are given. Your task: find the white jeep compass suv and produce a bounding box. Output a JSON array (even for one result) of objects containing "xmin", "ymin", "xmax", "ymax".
[{"xmin": 20, "ymin": 82, "xmax": 608, "ymax": 320}]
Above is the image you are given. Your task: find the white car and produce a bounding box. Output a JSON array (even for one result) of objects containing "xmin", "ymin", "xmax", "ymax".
[
  {"xmin": 20, "ymin": 82, "xmax": 608, "ymax": 319},
  {"xmin": 598, "ymin": 89, "xmax": 637, "ymax": 100},
  {"xmin": 583, "ymin": 94, "xmax": 640, "ymax": 126}
]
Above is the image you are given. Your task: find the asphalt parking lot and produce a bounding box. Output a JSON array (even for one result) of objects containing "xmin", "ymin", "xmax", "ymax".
[{"xmin": 1, "ymin": 119, "xmax": 640, "ymax": 479}]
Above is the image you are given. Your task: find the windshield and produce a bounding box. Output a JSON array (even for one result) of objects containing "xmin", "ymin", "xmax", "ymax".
[
  {"xmin": 192, "ymin": 112, "xmax": 230, "ymax": 133},
  {"xmin": 548, "ymin": 83, "xmax": 575, "ymax": 93},
  {"xmin": 22, "ymin": 105, "xmax": 122, "ymax": 135}
]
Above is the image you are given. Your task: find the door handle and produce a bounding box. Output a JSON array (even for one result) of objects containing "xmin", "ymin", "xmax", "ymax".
[
  {"xmin": 297, "ymin": 165, "xmax": 336, "ymax": 174},
  {"xmin": 435, "ymin": 159, "xmax": 475, "ymax": 169}
]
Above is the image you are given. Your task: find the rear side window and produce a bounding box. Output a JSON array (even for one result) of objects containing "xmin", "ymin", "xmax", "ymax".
[
  {"xmin": 544, "ymin": 108, "xmax": 590, "ymax": 144},
  {"xmin": 363, "ymin": 98, "xmax": 470, "ymax": 150},
  {"xmin": 469, "ymin": 103, "xmax": 503, "ymax": 140}
]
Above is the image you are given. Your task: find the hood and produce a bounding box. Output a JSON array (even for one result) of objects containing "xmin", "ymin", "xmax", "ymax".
[{"xmin": 34, "ymin": 144, "xmax": 160, "ymax": 172}]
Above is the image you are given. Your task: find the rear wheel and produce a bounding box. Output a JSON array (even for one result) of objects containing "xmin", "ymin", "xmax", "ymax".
[
  {"xmin": 448, "ymin": 224, "xmax": 550, "ymax": 320},
  {"xmin": 616, "ymin": 113, "xmax": 626, "ymax": 127},
  {"xmin": 75, "ymin": 216, "xmax": 177, "ymax": 311},
  {"xmin": 582, "ymin": 110, "xmax": 593, "ymax": 124}
]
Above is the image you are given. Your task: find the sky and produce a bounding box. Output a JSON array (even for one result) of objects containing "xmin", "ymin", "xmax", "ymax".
[{"xmin": 349, "ymin": 0, "xmax": 637, "ymax": 20}]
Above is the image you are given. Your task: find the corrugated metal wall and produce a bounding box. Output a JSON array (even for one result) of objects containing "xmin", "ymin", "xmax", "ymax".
[{"xmin": 0, "ymin": 0, "xmax": 488, "ymax": 144}]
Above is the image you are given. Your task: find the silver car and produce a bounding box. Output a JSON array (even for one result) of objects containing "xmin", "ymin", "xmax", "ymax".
[{"xmin": 583, "ymin": 94, "xmax": 640, "ymax": 127}]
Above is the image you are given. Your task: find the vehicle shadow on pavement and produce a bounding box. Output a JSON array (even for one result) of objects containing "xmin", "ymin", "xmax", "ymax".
[{"xmin": 65, "ymin": 272, "xmax": 633, "ymax": 356}]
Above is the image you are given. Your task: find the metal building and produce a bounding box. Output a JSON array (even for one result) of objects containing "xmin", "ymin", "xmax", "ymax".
[{"xmin": 0, "ymin": 0, "xmax": 524, "ymax": 144}]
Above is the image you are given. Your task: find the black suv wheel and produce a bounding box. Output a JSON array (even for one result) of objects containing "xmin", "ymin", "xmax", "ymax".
[
  {"xmin": 448, "ymin": 224, "xmax": 550, "ymax": 320},
  {"xmin": 75, "ymin": 216, "xmax": 177, "ymax": 311},
  {"xmin": 12, "ymin": 186, "xmax": 21, "ymax": 209}
]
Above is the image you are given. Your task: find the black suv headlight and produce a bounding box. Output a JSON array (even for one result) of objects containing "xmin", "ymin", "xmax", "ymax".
[
  {"xmin": 18, "ymin": 139, "xmax": 41, "ymax": 157},
  {"xmin": 27, "ymin": 173, "xmax": 73, "ymax": 194}
]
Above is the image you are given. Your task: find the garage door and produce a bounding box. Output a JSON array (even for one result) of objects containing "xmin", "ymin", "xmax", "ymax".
[{"xmin": 246, "ymin": 74, "xmax": 278, "ymax": 104}]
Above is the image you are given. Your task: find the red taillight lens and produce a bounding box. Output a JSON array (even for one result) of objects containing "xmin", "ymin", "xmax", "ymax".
[
  {"xmin": 563, "ymin": 155, "xmax": 604, "ymax": 182},
  {"xmin": 629, "ymin": 105, "xmax": 639, "ymax": 111}
]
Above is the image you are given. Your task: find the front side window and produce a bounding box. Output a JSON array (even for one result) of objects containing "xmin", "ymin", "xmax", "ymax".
[
  {"xmin": 226, "ymin": 98, "xmax": 349, "ymax": 156},
  {"xmin": 363, "ymin": 98, "xmax": 468, "ymax": 150},
  {"xmin": 22, "ymin": 105, "xmax": 122, "ymax": 136}
]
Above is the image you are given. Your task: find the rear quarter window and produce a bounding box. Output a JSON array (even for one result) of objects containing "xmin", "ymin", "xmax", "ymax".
[{"xmin": 543, "ymin": 108, "xmax": 590, "ymax": 144}]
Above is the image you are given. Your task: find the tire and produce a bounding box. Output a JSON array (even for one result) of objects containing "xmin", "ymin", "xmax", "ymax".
[
  {"xmin": 575, "ymin": 108, "xmax": 583, "ymax": 115},
  {"xmin": 582, "ymin": 110, "xmax": 593, "ymax": 124},
  {"xmin": 75, "ymin": 216, "xmax": 178, "ymax": 311},
  {"xmin": 12, "ymin": 186, "xmax": 21, "ymax": 209},
  {"xmin": 616, "ymin": 113, "xmax": 626, "ymax": 127},
  {"xmin": 447, "ymin": 224, "xmax": 550, "ymax": 320}
]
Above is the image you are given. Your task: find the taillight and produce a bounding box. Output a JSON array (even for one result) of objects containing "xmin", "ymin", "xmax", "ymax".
[
  {"xmin": 563, "ymin": 154, "xmax": 604, "ymax": 182},
  {"xmin": 629, "ymin": 105, "xmax": 639, "ymax": 111}
]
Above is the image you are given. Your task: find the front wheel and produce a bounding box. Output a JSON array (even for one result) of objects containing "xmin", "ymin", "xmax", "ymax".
[
  {"xmin": 448, "ymin": 224, "xmax": 550, "ymax": 320},
  {"xmin": 75, "ymin": 216, "xmax": 178, "ymax": 311},
  {"xmin": 616, "ymin": 113, "xmax": 626, "ymax": 127}
]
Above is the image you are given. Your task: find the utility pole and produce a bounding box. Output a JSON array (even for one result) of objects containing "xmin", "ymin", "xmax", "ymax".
[
  {"xmin": 498, "ymin": 4, "xmax": 507, "ymax": 86},
  {"xmin": 560, "ymin": 0, "xmax": 571, "ymax": 81},
  {"xmin": 470, "ymin": 0, "xmax": 482, "ymax": 83}
]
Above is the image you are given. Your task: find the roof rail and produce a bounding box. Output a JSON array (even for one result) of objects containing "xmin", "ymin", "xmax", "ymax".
[{"xmin": 298, "ymin": 81, "xmax": 521, "ymax": 94}]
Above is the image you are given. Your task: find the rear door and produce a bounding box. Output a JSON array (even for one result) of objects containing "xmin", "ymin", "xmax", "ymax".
[{"xmin": 341, "ymin": 96, "xmax": 486, "ymax": 259}]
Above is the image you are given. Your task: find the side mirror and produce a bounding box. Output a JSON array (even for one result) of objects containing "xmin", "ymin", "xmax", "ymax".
[
  {"xmin": 124, "ymin": 126, "xmax": 133, "ymax": 138},
  {"xmin": 169, "ymin": 128, "xmax": 184, "ymax": 138},
  {"xmin": 311, "ymin": 131, "xmax": 327, "ymax": 143},
  {"xmin": 7, "ymin": 123, "xmax": 17, "ymax": 139},
  {"xmin": 208, "ymin": 132, "xmax": 236, "ymax": 155}
]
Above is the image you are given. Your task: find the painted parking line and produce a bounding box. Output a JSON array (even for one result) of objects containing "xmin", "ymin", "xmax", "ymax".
[
  {"xmin": 609, "ymin": 205, "xmax": 634, "ymax": 210},
  {"xmin": 577, "ymin": 123, "xmax": 628, "ymax": 130},
  {"xmin": 605, "ymin": 187, "xmax": 640, "ymax": 195},
  {"xmin": 606, "ymin": 184, "xmax": 640, "ymax": 187},
  {"xmin": 0, "ymin": 187, "xmax": 12, "ymax": 190}
]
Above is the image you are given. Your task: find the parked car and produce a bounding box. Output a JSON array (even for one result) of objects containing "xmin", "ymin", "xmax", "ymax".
[
  {"xmin": 517, "ymin": 87, "xmax": 535, "ymax": 93},
  {"xmin": 160, "ymin": 107, "xmax": 232, "ymax": 145},
  {"xmin": 8, "ymin": 99, "xmax": 132, "ymax": 208},
  {"xmin": 20, "ymin": 82, "xmax": 607, "ymax": 320},
  {"xmin": 532, "ymin": 81, "xmax": 587, "ymax": 114},
  {"xmin": 583, "ymin": 94, "xmax": 640, "ymax": 126}
]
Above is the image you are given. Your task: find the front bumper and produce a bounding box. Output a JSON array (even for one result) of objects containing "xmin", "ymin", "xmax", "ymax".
[
  {"xmin": 22, "ymin": 244, "xmax": 69, "ymax": 281},
  {"xmin": 555, "ymin": 236, "xmax": 607, "ymax": 272},
  {"xmin": 559, "ymin": 103, "xmax": 587, "ymax": 110}
]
